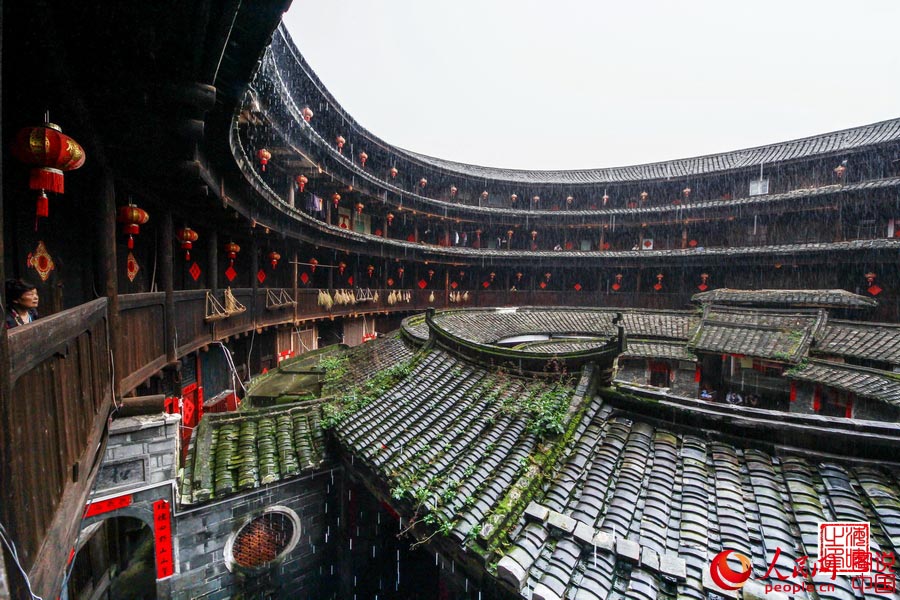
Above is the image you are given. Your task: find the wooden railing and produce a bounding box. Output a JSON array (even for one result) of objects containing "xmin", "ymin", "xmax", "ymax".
[{"xmin": 2, "ymin": 298, "xmax": 112, "ymax": 598}]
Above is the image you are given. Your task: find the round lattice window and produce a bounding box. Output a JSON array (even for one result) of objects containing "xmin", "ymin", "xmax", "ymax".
[{"xmin": 225, "ymin": 507, "xmax": 301, "ymax": 573}]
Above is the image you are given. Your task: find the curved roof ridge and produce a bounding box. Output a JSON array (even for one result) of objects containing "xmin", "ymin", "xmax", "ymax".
[{"xmin": 274, "ymin": 24, "xmax": 900, "ymax": 185}]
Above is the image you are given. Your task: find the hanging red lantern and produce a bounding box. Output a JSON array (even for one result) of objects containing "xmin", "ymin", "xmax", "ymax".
[
  {"xmin": 507, "ymin": 229, "xmax": 514, "ymax": 239},
  {"xmin": 12, "ymin": 122, "xmax": 86, "ymax": 226},
  {"xmin": 865, "ymin": 271, "xmax": 882, "ymax": 296},
  {"xmin": 612, "ymin": 273, "xmax": 623, "ymax": 291},
  {"xmin": 450, "ymin": 185, "xmax": 458, "ymax": 197},
  {"xmin": 387, "ymin": 213, "xmax": 395, "ymax": 225},
  {"xmin": 480, "ymin": 191, "xmax": 489, "ymax": 201},
  {"xmin": 682, "ymin": 187, "xmax": 692, "ymax": 199},
  {"xmin": 332, "ymin": 192, "xmax": 341, "ymax": 208},
  {"xmin": 510, "ymin": 193, "xmax": 517, "ymax": 203},
  {"xmin": 389, "ymin": 167, "xmax": 398, "ymax": 179},
  {"xmin": 397, "ymin": 266, "xmax": 404, "ymax": 278},
  {"xmin": 338, "ymin": 262, "xmax": 347, "ymax": 276},
  {"xmin": 367, "ymin": 265, "xmax": 375, "ymax": 277},
  {"xmin": 419, "ymin": 178, "xmax": 428, "ymax": 189},
  {"xmin": 225, "ymin": 241, "xmax": 241, "ymax": 266},
  {"xmin": 698, "ymin": 273, "xmax": 709, "ymax": 292},
  {"xmin": 356, "ymin": 202, "xmax": 364, "ymax": 215},
  {"xmin": 117, "ymin": 204, "xmax": 150, "ymax": 249},
  {"xmin": 296, "ymin": 174, "xmax": 308, "ymax": 192},
  {"xmin": 531, "ymin": 230, "xmax": 538, "ymax": 240},
  {"xmin": 309, "ymin": 258, "xmax": 318, "ymax": 272},
  {"xmin": 359, "ymin": 151, "xmax": 368, "ymax": 167},
  {"xmin": 301, "ymin": 107, "xmax": 314, "ymax": 122},
  {"xmin": 834, "ymin": 163, "xmax": 847, "ymax": 179},
  {"xmin": 640, "ymin": 191, "xmax": 649, "ymax": 202},
  {"xmin": 654, "ymin": 273, "xmax": 664, "ymax": 291},
  {"xmin": 566, "ymin": 196, "xmax": 574, "ymax": 206},
  {"xmin": 602, "ymin": 193, "xmax": 609, "ymax": 206},
  {"xmin": 268, "ymin": 251, "xmax": 281, "ymax": 269},
  {"xmin": 335, "ymin": 135, "xmax": 346, "ymax": 152},
  {"xmin": 257, "ymin": 148, "xmax": 271, "ymax": 171},
  {"xmin": 532, "ymin": 195, "xmax": 540, "ymax": 204},
  {"xmin": 176, "ymin": 227, "xmax": 199, "ymax": 261}
]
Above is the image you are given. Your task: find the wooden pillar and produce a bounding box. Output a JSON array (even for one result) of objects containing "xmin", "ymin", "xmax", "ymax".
[
  {"xmin": 444, "ymin": 269, "xmax": 450, "ymax": 307},
  {"xmin": 682, "ymin": 226, "xmax": 688, "ymax": 249},
  {"xmin": 208, "ymin": 228, "xmax": 218, "ymax": 294},
  {"xmin": 162, "ymin": 210, "xmax": 176, "ymax": 363},
  {"xmin": 250, "ymin": 236, "xmax": 259, "ymax": 320},
  {"xmin": 292, "ymin": 249, "xmax": 299, "ymax": 324},
  {"xmin": 100, "ymin": 170, "xmax": 121, "ymax": 394}
]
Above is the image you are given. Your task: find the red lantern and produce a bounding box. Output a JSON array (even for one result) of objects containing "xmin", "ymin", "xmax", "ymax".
[
  {"xmin": 566, "ymin": 196, "xmax": 574, "ymax": 205},
  {"xmin": 309, "ymin": 258, "xmax": 318, "ymax": 272},
  {"xmin": 359, "ymin": 151, "xmax": 368, "ymax": 166},
  {"xmin": 602, "ymin": 193, "xmax": 609, "ymax": 206},
  {"xmin": 531, "ymin": 230, "xmax": 538, "ymax": 240},
  {"xmin": 398, "ymin": 267, "xmax": 404, "ymax": 278},
  {"xmin": 257, "ymin": 148, "xmax": 271, "ymax": 171},
  {"xmin": 301, "ymin": 107, "xmax": 314, "ymax": 122},
  {"xmin": 834, "ymin": 163, "xmax": 847, "ymax": 179},
  {"xmin": 12, "ymin": 123, "xmax": 86, "ymax": 226},
  {"xmin": 177, "ymin": 227, "xmax": 198, "ymax": 261},
  {"xmin": 338, "ymin": 261, "xmax": 347, "ymax": 276},
  {"xmin": 698, "ymin": 272, "xmax": 709, "ymax": 291},
  {"xmin": 225, "ymin": 241, "xmax": 241, "ymax": 266},
  {"xmin": 356, "ymin": 202, "xmax": 364, "ymax": 215},
  {"xmin": 332, "ymin": 192, "xmax": 341, "ymax": 208},
  {"xmin": 335, "ymin": 135, "xmax": 345, "ymax": 152},
  {"xmin": 654, "ymin": 273, "xmax": 664, "ymax": 291},
  {"xmin": 480, "ymin": 191, "xmax": 489, "ymax": 201},
  {"xmin": 117, "ymin": 204, "xmax": 150, "ymax": 249},
  {"xmin": 507, "ymin": 229, "xmax": 514, "ymax": 239},
  {"xmin": 450, "ymin": 185, "xmax": 458, "ymax": 197},
  {"xmin": 419, "ymin": 178, "xmax": 427, "ymax": 189},
  {"xmin": 640, "ymin": 191, "xmax": 649, "ymax": 202},
  {"xmin": 532, "ymin": 195, "xmax": 540, "ymax": 204},
  {"xmin": 510, "ymin": 193, "xmax": 517, "ymax": 203},
  {"xmin": 387, "ymin": 213, "xmax": 395, "ymax": 225},
  {"xmin": 296, "ymin": 175, "xmax": 308, "ymax": 192},
  {"xmin": 268, "ymin": 251, "xmax": 281, "ymax": 268},
  {"xmin": 612, "ymin": 273, "xmax": 623, "ymax": 291},
  {"xmin": 389, "ymin": 167, "xmax": 398, "ymax": 178},
  {"xmin": 368, "ymin": 265, "xmax": 376, "ymax": 277},
  {"xmin": 683, "ymin": 187, "xmax": 692, "ymax": 199}
]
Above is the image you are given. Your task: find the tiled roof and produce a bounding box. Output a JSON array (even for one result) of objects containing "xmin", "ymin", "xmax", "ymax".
[
  {"xmin": 519, "ymin": 340, "xmax": 610, "ymax": 354},
  {"xmin": 498, "ymin": 410, "xmax": 900, "ymax": 600},
  {"xmin": 688, "ymin": 306, "xmax": 826, "ymax": 363},
  {"xmin": 816, "ymin": 320, "xmax": 900, "ymax": 366},
  {"xmin": 786, "ymin": 360, "xmax": 900, "ymax": 408},
  {"xmin": 621, "ymin": 340, "xmax": 696, "ymax": 361},
  {"xmin": 692, "ymin": 288, "xmax": 877, "ymax": 309},
  {"xmin": 181, "ymin": 403, "xmax": 325, "ymax": 505},
  {"xmin": 321, "ymin": 333, "xmax": 415, "ymax": 393},
  {"xmin": 402, "ymin": 119, "xmax": 900, "ymax": 184}
]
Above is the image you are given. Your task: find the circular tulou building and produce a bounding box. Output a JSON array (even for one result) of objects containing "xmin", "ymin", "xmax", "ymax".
[{"xmin": 1, "ymin": 3, "xmax": 898, "ymax": 600}]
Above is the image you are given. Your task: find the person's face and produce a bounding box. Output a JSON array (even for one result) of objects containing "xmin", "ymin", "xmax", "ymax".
[{"xmin": 15, "ymin": 289, "xmax": 38, "ymax": 309}]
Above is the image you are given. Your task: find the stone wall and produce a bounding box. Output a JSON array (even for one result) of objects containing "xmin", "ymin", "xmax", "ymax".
[
  {"xmin": 161, "ymin": 469, "xmax": 338, "ymax": 600},
  {"xmin": 95, "ymin": 414, "xmax": 181, "ymax": 495}
]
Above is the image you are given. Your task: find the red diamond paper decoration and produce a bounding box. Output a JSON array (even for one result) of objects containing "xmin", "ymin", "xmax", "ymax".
[
  {"xmin": 126, "ymin": 252, "xmax": 140, "ymax": 282},
  {"xmin": 189, "ymin": 262, "xmax": 201, "ymax": 282},
  {"xmin": 347, "ymin": 276, "xmax": 353, "ymax": 286},
  {"xmin": 418, "ymin": 279, "xmax": 427, "ymax": 289},
  {"xmin": 573, "ymin": 283, "xmax": 582, "ymax": 291},
  {"xmin": 653, "ymin": 283, "xmax": 663, "ymax": 291},
  {"xmin": 300, "ymin": 272, "xmax": 309, "ymax": 284},
  {"xmin": 697, "ymin": 283, "xmax": 708, "ymax": 291},
  {"xmin": 602, "ymin": 242, "xmax": 610, "ymax": 250},
  {"xmin": 539, "ymin": 282, "xmax": 547, "ymax": 289},
  {"xmin": 868, "ymin": 285, "xmax": 883, "ymax": 296},
  {"xmin": 688, "ymin": 239, "xmax": 698, "ymax": 247},
  {"xmin": 450, "ymin": 281, "xmax": 458, "ymax": 289},
  {"xmin": 28, "ymin": 240, "xmax": 55, "ymax": 281},
  {"xmin": 482, "ymin": 281, "xmax": 490, "ymax": 289},
  {"xmin": 612, "ymin": 283, "xmax": 621, "ymax": 291},
  {"xmin": 257, "ymin": 269, "xmax": 266, "ymax": 284},
  {"xmin": 387, "ymin": 278, "xmax": 394, "ymax": 287},
  {"xmin": 375, "ymin": 229, "xmax": 383, "ymax": 237},
  {"xmin": 225, "ymin": 266, "xmax": 237, "ymax": 282}
]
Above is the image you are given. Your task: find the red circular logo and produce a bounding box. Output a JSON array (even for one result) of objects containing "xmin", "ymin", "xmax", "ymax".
[{"xmin": 709, "ymin": 550, "xmax": 752, "ymax": 590}]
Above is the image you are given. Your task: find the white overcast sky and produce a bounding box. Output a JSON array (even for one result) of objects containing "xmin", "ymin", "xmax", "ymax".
[{"xmin": 283, "ymin": 1, "xmax": 900, "ymax": 170}]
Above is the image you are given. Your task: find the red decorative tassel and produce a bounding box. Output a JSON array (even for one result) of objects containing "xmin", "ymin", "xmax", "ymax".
[
  {"xmin": 185, "ymin": 251, "xmax": 191, "ymax": 261},
  {"xmin": 30, "ymin": 168, "xmax": 64, "ymax": 194},
  {"xmin": 128, "ymin": 235, "xmax": 134, "ymax": 249},
  {"xmin": 36, "ymin": 191, "xmax": 49, "ymax": 217}
]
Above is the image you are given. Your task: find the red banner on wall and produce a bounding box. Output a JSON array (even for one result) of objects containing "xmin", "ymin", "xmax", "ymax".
[
  {"xmin": 153, "ymin": 499, "xmax": 174, "ymax": 579},
  {"xmin": 84, "ymin": 494, "xmax": 132, "ymax": 518}
]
